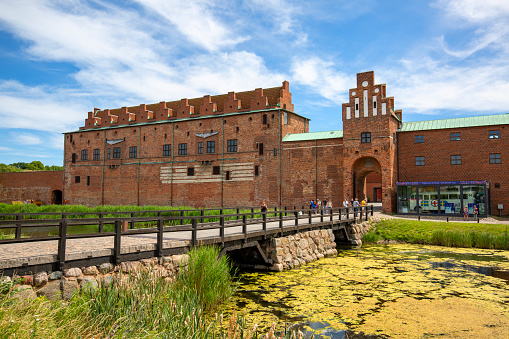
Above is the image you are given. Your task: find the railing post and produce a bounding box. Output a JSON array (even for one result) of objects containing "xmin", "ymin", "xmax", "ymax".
[
  {"xmin": 114, "ymin": 220, "xmax": 122, "ymax": 265},
  {"xmin": 242, "ymin": 215, "xmax": 247, "ymax": 241},
  {"xmin": 15, "ymin": 214, "xmax": 22, "ymax": 239},
  {"xmin": 99, "ymin": 212, "xmax": 104, "ymax": 233},
  {"xmin": 157, "ymin": 217, "xmax": 164, "ymax": 258},
  {"xmin": 201, "ymin": 210, "xmax": 205, "ymax": 223},
  {"xmin": 294, "ymin": 211, "xmax": 299, "ymax": 226},
  {"xmin": 331, "ymin": 208, "xmax": 334, "ymax": 222},
  {"xmin": 263, "ymin": 212, "xmax": 267, "ymax": 236},
  {"xmin": 279, "ymin": 211, "xmax": 283, "ymax": 231},
  {"xmin": 236, "ymin": 208, "xmax": 240, "ymax": 220},
  {"xmin": 192, "ymin": 218, "xmax": 198, "ymax": 247},
  {"xmin": 57, "ymin": 217, "xmax": 67, "ymax": 271},
  {"xmin": 220, "ymin": 214, "xmax": 225, "ymax": 244},
  {"xmin": 180, "ymin": 210, "xmax": 185, "ymax": 225},
  {"xmin": 251, "ymin": 208, "xmax": 254, "ymax": 218},
  {"xmin": 346, "ymin": 207, "xmax": 349, "ymax": 220},
  {"xmin": 371, "ymin": 205, "xmax": 374, "ymax": 217},
  {"xmin": 130, "ymin": 212, "xmax": 135, "ymax": 229},
  {"xmin": 320, "ymin": 208, "xmax": 324, "ymax": 223},
  {"xmin": 308, "ymin": 211, "xmax": 312, "ymax": 224},
  {"xmin": 365, "ymin": 207, "xmax": 368, "ymax": 221}
]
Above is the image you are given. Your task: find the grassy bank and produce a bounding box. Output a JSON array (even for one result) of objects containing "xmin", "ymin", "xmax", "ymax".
[
  {"xmin": 0, "ymin": 246, "xmax": 313, "ymax": 338},
  {"xmin": 362, "ymin": 218, "xmax": 509, "ymax": 250}
]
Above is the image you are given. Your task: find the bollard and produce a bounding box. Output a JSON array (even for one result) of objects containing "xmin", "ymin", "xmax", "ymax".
[{"xmin": 122, "ymin": 220, "xmax": 129, "ymax": 232}]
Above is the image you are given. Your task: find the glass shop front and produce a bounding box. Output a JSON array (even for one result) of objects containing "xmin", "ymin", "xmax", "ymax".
[{"xmin": 396, "ymin": 181, "xmax": 489, "ymax": 216}]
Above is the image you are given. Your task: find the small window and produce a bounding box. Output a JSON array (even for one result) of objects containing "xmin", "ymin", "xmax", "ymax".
[
  {"xmin": 236, "ymin": 126, "xmax": 240, "ymax": 133},
  {"xmin": 283, "ymin": 112, "xmax": 288, "ymax": 125},
  {"xmin": 451, "ymin": 155, "xmax": 461, "ymax": 165},
  {"xmin": 361, "ymin": 132, "xmax": 371, "ymax": 143},
  {"xmin": 198, "ymin": 142, "xmax": 203, "ymax": 154},
  {"xmin": 207, "ymin": 141, "xmax": 215, "ymax": 154},
  {"xmin": 93, "ymin": 149, "xmax": 100, "ymax": 160},
  {"xmin": 355, "ymin": 103, "xmax": 359, "ymax": 111},
  {"xmin": 273, "ymin": 148, "xmax": 277, "ymax": 156},
  {"xmin": 489, "ymin": 130, "xmax": 500, "ymax": 139},
  {"xmin": 415, "ymin": 156, "xmax": 425, "ymax": 166},
  {"xmin": 187, "ymin": 167, "xmax": 194, "ymax": 176},
  {"xmin": 72, "ymin": 153, "xmax": 77, "ymax": 163},
  {"xmin": 495, "ymin": 183, "xmax": 500, "ymax": 189},
  {"xmin": 75, "ymin": 176, "xmax": 80, "ymax": 183},
  {"xmin": 225, "ymin": 171, "xmax": 231, "ymax": 180},
  {"xmin": 129, "ymin": 146, "xmax": 137, "ymax": 158},
  {"xmin": 163, "ymin": 144, "xmax": 171, "ymax": 156},
  {"xmin": 254, "ymin": 165, "xmax": 259, "ymax": 176},
  {"xmin": 213, "ymin": 166, "xmax": 220, "ymax": 175},
  {"xmin": 450, "ymin": 132, "xmax": 461, "ymax": 141},
  {"xmin": 259, "ymin": 143, "xmax": 264, "ymax": 155},
  {"xmin": 178, "ymin": 143, "xmax": 187, "ymax": 155},
  {"xmin": 70, "ymin": 135, "xmax": 73, "ymax": 143},
  {"xmin": 87, "ymin": 176, "xmax": 90, "ymax": 186},
  {"xmin": 490, "ymin": 153, "xmax": 501, "ymax": 164},
  {"xmin": 415, "ymin": 135, "xmax": 424, "ymax": 143},
  {"xmin": 113, "ymin": 147, "xmax": 121, "ymax": 158},
  {"xmin": 262, "ymin": 114, "xmax": 267, "ymax": 125},
  {"xmin": 107, "ymin": 148, "xmax": 111, "ymax": 159},
  {"xmin": 373, "ymin": 101, "xmax": 376, "ymax": 109},
  {"xmin": 81, "ymin": 149, "xmax": 88, "ymax": 160},
  {"xmin": 227, "ymin": 139, "xmax": 237, "ymax": 152}
]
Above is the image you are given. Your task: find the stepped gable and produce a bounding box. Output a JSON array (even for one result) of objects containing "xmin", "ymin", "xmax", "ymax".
[{"xmin": 81, "ymin": 83, "xmax": 290, "ymax": 130}]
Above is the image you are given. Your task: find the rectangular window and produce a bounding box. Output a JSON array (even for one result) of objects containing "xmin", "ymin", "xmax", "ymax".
[
  {"xmin": 107, "ymin": 148, "xmax": 111, "ymax": 159},
  {"xmin": 129, "ymin": 146, "xmax": 137, "ymax": 158},
  {"xmin": 207, "ymin": 141, "xmax": 215, "ymax": 153},
  {"xmin": 187, "ymin": 167, "xmax": 194, "ymax": 176},
  {"xmin": 254, "ymin": 165, "xmax": 259, "ymax": 176},
  {"xmin": 75, "ymin": 176, "xmax": 80, "ymax": 183},
  {"xmin": 93, "ymin": 149, "xmax": 100, "ymax": 160},
  {"xmin": 227, "ymin": 139, "xmax": 237, "ymax": 152},
  {"xmin": 415, "ymin": 156, "xmax": 425, "ymax": 166},
  {"xmin": 72, "ymin": 153, "xmax": 77, "ymax": 163},
  {"xmin": 451, "ymin": 155, "xmax": 461, "ymax": 165},
  {"xmin": 81, "ymin": 149, "xmax": 88, "ymax": 160},
  {"xmin": 262, "ymin": 114, "xmax": 267, "ymax": 125},
  {"xmin": 450, "ymin": 132, "xmax": 461, "ymax": 141},
  {"xmin": 225, "ymin": 170, "xmax": 231, "ymax": 180},
  {"xmin": 87, "ymin": 176, "xmax": 90, "ymax": 186},
  {"xmin": 273, "ymin": 148, "xmax": 277, "ymax": 156},
  {"xmin": 259, "ymin": 143, "xmax": 264, "ymax": 155},
  {"xmin": 178, "ymin": 143, "xmax": 187, "ymax": 155},
  {"xmin": 361, "ymin": 132, "xmax": 371, "ymax": 143},
  {"xmin": 489, "ymin": 130, "xmax": 500, "ymax": 139},
  {"xmin": 198, "ymin": 142, "xmax": 203, "ymax": 154},
  {"xmin": 163, "ymin": 144, "xmax": 171, "ymax": 156},
  {"xmin": 415, "ymin": 135, "xmax": 424, "ymax": 143},
  {"xmin": 213, "ymin": 166, "xmax": 220, "ymax": 175},
  {"xmin": 113, "ymin": 147, "xmax": 121, "ymax": 158},
  {"xmin": 490, "ymin": 153, "xmax": 501, "ymax": 164},
  {"xmin": 283, "ymin": 112, "xmax": 288, "ymax": 125}
]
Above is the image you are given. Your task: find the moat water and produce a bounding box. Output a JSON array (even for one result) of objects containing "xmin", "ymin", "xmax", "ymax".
[{"xmin": 230, "ymin": 244, "xmax": 509, "ymax": 338}]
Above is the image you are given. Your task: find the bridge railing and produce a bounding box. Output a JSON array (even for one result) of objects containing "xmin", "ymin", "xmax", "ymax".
[{"xmin": 0, "ymin": 205, "xmax": 374, "ymax": 270}]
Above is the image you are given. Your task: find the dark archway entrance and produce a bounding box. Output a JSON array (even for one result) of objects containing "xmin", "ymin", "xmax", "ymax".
[
  {"xmin": 52, "ymin": 190, "xmax": 63, "ymax": 205},
  {"xmin": 351, "ymin": 157, "xmax": 382, "ymax": 203}
]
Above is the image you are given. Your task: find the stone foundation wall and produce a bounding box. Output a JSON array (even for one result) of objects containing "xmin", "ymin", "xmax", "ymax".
[
  {"xmin": 269, "ymin": 229, "xmax": 338, "ymax": 271},
  {"xmin": 346, "ymin": 218, "xmax": 377, "ymax": 245},
  {"xmin": 0, "ymin": 254, "xmax": 189, "ymax": 301}
]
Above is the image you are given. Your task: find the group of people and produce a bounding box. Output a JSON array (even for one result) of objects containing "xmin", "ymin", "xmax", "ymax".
[
  {"xmin": 342, "ymin": 197, "xmax": 368, "ymax": 217},
  {"xmin": 309, "ymin": 198, "xmax": 333, "ymax": 214},
  {"xmin": 463, "ymin": 205, "xmax": 479, "ymax": 221}
]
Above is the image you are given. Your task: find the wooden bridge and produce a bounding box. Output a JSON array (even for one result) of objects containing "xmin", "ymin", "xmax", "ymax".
[{"xmin": 0, "ymin": 206, "xmax": 373, "ymax": 275}]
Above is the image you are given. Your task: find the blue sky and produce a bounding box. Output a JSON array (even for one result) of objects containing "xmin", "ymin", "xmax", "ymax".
[{"xmin": 1, "ymin": 0, "xmax": 508, "ymax": 166}]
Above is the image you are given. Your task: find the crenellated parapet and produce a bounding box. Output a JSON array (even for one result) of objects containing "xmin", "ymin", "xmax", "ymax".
[{"xmin": 80, "ymin": 81, "xmax": 294, "ymax": 130}]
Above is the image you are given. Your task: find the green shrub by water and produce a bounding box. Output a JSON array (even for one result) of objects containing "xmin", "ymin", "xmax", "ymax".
[{"xmin": 363, "ymin": 218, "xmax": 509, "ymax": 250}]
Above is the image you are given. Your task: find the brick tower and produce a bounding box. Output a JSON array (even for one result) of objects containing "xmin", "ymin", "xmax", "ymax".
[{"xmin": 341, "ymin": 71, "xmax": 401, "ymax": 213}]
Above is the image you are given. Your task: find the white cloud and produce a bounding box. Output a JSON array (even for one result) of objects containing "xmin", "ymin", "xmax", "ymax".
[
  {"xmin": 0, "ymin": 146, "xmax": 13, "ymax": 151},
  {"xmin": 134, "ymin": 0, "xmax": 249, "ymax": 51},
  {"xmin": 290, "ymin": 57, "xmax": 353, "ymax": 104},
  {"xmin": 11, "ymin": 132, "xmax": 42, "ymax": 146},
  {"xmin": 437, "ymin": 0, "xmax": 509, "ymax": 23}
]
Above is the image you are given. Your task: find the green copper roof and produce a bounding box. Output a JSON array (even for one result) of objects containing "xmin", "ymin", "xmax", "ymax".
[
  {"xmin": 400, "ymin": 113, "xmax": 509, "ymax": 132},
  {"xmin": 282, "ymin": 130, "xmax": 343, "ymax": 142}
]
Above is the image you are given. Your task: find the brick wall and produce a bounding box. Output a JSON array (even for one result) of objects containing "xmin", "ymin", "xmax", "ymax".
[
  {"xmin": 0, "ymin": 171, "xmax": 63, "ymax": 205},
  {"xmin": 398, "ymin": 125, "xmax": 509, "ymax": 215}
]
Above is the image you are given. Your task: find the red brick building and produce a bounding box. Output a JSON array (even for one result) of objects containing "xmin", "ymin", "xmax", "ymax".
[
  {"xmin": 63, "ymin": 71, "xmax": 509, "ymax": 216},
  {"xmin": 0, "ymin": 171, "xmax": 63, "ymax": 205}
]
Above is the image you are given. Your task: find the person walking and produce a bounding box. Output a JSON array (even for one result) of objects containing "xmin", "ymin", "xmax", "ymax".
[
  {"xmin": 353, "ymin": 198, "xmax": 359, "ymax": 218},
  {"xmin": 463, "ymin": 206, "xmax": 469, "ymax": 221}
]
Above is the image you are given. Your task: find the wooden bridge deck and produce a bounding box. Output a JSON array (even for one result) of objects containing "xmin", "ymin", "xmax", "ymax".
[{"xmin": 0, "ymin": 207, "xmax": 372, "ymax": 275}]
